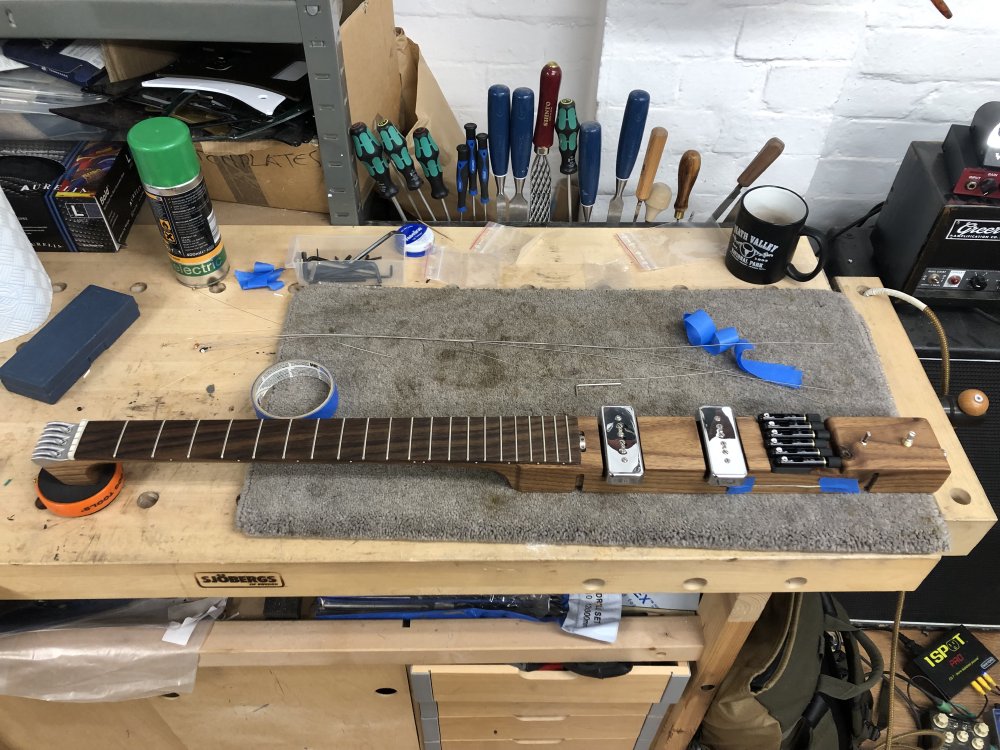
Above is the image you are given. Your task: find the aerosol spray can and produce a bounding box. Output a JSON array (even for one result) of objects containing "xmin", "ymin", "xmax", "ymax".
[{"xmin": 127, "ymin": 117, "xmax": 228, "ymax": 286}]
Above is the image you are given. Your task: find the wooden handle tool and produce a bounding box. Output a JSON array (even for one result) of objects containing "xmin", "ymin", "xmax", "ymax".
[
  {"xmin": 644, "ymin": 182, "xmax": 672, "ymax": 222},
  {"xmin": 710, "ymin": 137, "xmax": 785, "ymax": 221},
  {"xmin": 674, "ymin": 150, "xmax": 701, "ymax": 221},
  {"xmin": 632, "ymin": 127, "xmax": 668, "ymax": 223}
]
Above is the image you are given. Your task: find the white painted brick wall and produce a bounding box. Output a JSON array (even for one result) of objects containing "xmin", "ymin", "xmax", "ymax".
[{"xmin": 396, "ymin": 0, "xmax": 999, "ymax": 228}]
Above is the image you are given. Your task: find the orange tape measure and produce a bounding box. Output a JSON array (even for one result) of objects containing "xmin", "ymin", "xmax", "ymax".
[{"xmin": 36, "ymin": 463, "xmax": 124, "ymax": 517}]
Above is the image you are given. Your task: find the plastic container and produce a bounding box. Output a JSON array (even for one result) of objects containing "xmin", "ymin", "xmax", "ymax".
[{"xmin": 288, "ymin": 233, "xmax": 406, "ymax": 287}]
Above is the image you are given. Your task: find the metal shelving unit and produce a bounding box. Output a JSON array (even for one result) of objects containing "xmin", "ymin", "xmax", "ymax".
[{"xmin": 0, "ymin": 0, "xmax": 361, "ymax": 224}]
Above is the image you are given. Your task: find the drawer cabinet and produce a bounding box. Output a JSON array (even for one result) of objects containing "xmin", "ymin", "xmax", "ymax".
[{"xmin": 411, "ymin": 663, "xmax": 690, "ymax": 750}]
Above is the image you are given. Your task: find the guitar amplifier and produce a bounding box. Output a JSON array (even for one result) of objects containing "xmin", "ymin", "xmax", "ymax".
[
  {"xmin": 872, "ymin": 141, "xmax": 1000, "ymax": 306},
  {"xmin": 838, "ymin": 306, "xmax": 1000, "ymax": 626}
]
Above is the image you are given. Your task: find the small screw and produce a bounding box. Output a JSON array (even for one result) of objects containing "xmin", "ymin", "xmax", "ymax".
[
  {"xmin": 860, "ymin": 431, "xmax": 872, "ymax": 447},
  {"xmin": 902, "ymin": 430, "xmax": 916, "ymax": 448}
]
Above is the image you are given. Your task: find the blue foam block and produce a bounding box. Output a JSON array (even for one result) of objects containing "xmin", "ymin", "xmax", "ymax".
[{"xmin": 0, "ymin": 284, "xmax": 139, "ymax": 404}]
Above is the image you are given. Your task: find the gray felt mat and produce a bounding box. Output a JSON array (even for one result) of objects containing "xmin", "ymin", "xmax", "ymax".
[{"xmin": 237, "ymin": 287, "xmax": 949, "ymax": 554}]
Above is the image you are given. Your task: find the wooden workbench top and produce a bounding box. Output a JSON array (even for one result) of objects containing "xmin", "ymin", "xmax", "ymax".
[{"xmin": 0, "ymin": 222, "xmax": 990, "ymax": 599}]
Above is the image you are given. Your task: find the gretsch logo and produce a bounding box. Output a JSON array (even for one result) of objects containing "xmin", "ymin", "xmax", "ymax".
[{"xmin": 946, "ymin": 219, "xmax": 1000, "ymax": 241}]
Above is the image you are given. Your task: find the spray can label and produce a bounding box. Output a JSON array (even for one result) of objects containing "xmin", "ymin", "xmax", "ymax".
[{"xmin": 145, "ymin": 175, "xmax": 227, "ymax": 282}]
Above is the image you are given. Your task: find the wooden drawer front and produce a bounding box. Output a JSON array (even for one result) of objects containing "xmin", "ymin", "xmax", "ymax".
[
  {"xmin": 440, "ymin": 714, "xmax": 645, "ymax": 741},
  {"xmin": 441, "ymin": 740, "xmax": 637, "ymax": 750},
  {"xmin": 437, "ymin": 701, "xmax": 650, "ymax": 718},
  {"xmin": 425, "ymin": 665, "xmax": 678, "ymax": 704}
]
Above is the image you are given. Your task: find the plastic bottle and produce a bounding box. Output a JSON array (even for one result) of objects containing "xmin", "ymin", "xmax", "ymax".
[{"xmin": 126, "ymin": 117, "xmax": 228, "ymax": 287}]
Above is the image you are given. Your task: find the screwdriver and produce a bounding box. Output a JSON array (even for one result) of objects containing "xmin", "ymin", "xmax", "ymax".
[
  {"xmin": 487, "ymin": 84, "xmax": 511, "ymax": 221},
  {"xmin": 555, "ymin": 98, "xmax": 579, "ymax": 224},
  {"xmin": 632, "ymin": 127, "xmax": 668, "ymax": 223},
  {"xmin": 528, "ymin": 61, "xmax": 562, "ymax": 225},
  {"xmin": 606, "ymin": 89, "xmax": 650, "ymax": 225},
  {"xmin": 508, "ymin": 87, "xmax": 534, "ymax": 222},
  {"xmin": 375, "ymin": 115, "xmax": 435, "ymax": 221},
  {"xmin": 577, "ymin": 121, "xmax": 601, "ymax": 222},
  {"xmin": 710, "ymin": 137, "xmax": 785, "ymax": 222},
  {"xmin": 412, "ymin": 127, "xmax": 451, "ymax": 222},
  {"xmin": 464, "ymin": 123, "xmax": 479, "ymax": 222},
  {"xmin": 674, "ymin": 150, "xmax": 702, "ymax": 221},
  {"xmin": 456, "ymin": 143, "xmax": 470, "ymax": 222},
  {"xmin": 476, "ymin": 132, "xmax": 490, "ymax": 220},
  {"xmin": 349, "ymin": 121, "xmax": 406, "ymax": 222}
]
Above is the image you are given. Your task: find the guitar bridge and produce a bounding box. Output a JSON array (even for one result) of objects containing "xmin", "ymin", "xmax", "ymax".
[{"xmin": 599, "ymin": 405, "xmax": 644, "ymax": 485}]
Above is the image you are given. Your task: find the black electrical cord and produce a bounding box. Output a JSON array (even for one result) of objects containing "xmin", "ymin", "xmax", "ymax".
[{"xmin": 830, "ymin": 201, "xmax": 885, "ymax": 240}]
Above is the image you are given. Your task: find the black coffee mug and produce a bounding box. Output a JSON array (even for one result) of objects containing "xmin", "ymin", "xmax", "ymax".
[{"xmin": 724, "ymin": 185, "xmax": 827, "ymax": 284}]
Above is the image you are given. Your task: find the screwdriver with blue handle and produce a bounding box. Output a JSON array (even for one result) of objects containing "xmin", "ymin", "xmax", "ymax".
[
  {"xmin": 508, "ymin": 87, "xmax": 534, "ymax": 223},
  {"xmin": 555, "ymin": 98, "xmax": 579, "ymax": 223},
  {"xmin": 577, "ymin": 121, "xmax": 601, "ymax": 222},
  {"xmin": 476, "ymin": 132, "xmax": 490, "ymax": 221},
  {"xmin": 456, "ymin": 144, "xmax": 470, "ymax": 222},
  {"xmin": 350, "ymin": 121, "xmax": 406, "ymax": 222},
  {"xmin": 606, "ymin": 89, "xmax": 650, "ymax": 225},
  {"xmin": 487, "ymin": 84, "xmax": 511, "ymax": 221},
  {"xmin": 464, "ymin": 123, "xmax": 479, "ymax": 222},
  {"xmin": 375, "ymin": 115, "xmax": 435, "ymax": 220},
  {"xmin": 412, "ymin": 127, "xmax": 451, "ymax": 221}
]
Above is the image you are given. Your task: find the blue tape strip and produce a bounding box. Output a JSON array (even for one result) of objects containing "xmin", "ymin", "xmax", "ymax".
[
  {"xmin": 683, "ymin": 309, "xmax": 802, "ymax": 388},
  {"xmin": 818, "ymin": 477, "xmax": 861, "ymax": 494},
  {"xmin": 236, "ymin": 262, "xmax": 285, "ymax": 291},
  {"xmin": 726, "ymin": 477, "xmax": 756, "ymax": 494}
]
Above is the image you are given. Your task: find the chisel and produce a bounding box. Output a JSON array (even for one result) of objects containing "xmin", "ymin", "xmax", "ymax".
[
  {"xmin": 674, "ymin": 149, "xmax": 701, "ymax": 221},
  {"xmin": 413, "ymin": 127, "xmax": 451, "ymax": 221},
  {"xmin": 375, "ymin": 115, "xmax": 435, "ymax": 220},
  {"xmin": 528, "ymin": 61, "xmax": 562, "ymax": 225},
  {"xmin": 464, "ymin": 123, "xmax": 479, "ymax": 222},
  {"xmin": 456, "ymin": 143, "xmax": 470, "ymax": 222},
  {"xmin": 645, "ymin": 182, "xmax": 672, "ymax": 223},
  {"xmin": 476, "ymin": 132, "xmax": 491, "ymax": 221},
  {"xmin": 508, "ymin": 87, "xmax": 534, "ymax": 222},
  {"xmin": 577, "ymin": 121, "xmax": 601, "ymax": 222},
  {"xmin": 487, "ymin": 84, "xmax": 511, "ymax": 221},
  {"xmin": 350, "ymin": 122, "xmax": 406, "ymax": 222},
  {"xmin": 606, "ymin": 89, "xmax": 650, "ymax": 225},
  {"xmin": 632, "ymin": 127, "xmax": 668, "ymax": 223},
  {"xmin": 555, "ymin": 98, "xmax": 579, "ymax": 224},
  {"xmin": 710, "ymin": 137, "xmax": 785, "ymax": 222}
]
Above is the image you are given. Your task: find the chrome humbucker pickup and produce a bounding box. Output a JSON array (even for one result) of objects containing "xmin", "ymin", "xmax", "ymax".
[
  {"xmin": 599, "ymin": 405, "xmax": 644, "ymax": 485},
  {"xmin": 696, "ymin": 406, "xmax": 748, "ymax": 486}
]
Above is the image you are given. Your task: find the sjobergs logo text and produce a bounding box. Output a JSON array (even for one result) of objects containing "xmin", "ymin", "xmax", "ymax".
[{"xmin": 196, "ymin": 572, "xmax": 284, "ymax": 588}]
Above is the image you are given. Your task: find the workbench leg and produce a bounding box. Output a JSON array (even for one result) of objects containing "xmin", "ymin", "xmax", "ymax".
[{"xmin": 652, "ymin": 592, "xmax": 770, "ymax": 750}]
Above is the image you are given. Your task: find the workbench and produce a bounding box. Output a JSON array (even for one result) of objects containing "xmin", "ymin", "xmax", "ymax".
[{"xmin": 0, "ymin": 220, "xmax": 993, "ymax": 750}]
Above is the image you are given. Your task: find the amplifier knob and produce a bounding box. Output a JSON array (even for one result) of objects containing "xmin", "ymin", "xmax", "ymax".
[
  {"xmin": 970, "ymin": 272, "xmax": 988, "ymax": 290},
  {"xmin": 981, "ymin": 178, "xmax": 998, "ymax": 193}
]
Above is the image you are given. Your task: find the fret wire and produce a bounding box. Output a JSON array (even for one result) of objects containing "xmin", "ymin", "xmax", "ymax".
[
  {"xmin": 483, "ymin": 416, "xmax": 487, "ymax": 462},
  {"xmin": 220, "ymin": 419, "xmax": 233, "ymax": 458},
  {"xmin": 408, "ymin": 418, "xmax": 414, "ymax": 461},
  {"xmin": 466, "ymin": 417, "xmax": 471, "ymax": 462},
  {"xmin": 337, "ymin": 418, "xmax": 346, "ymax": 460},
  {"xmin": 281, "ymin": 419, "xmax": 293, "ymax": 460},
  {"xmin": 186, "ymin": 419, "xmax": 201, "ymax": 459},
  {"xmin": 386, "ymin": 417, "xmax": 392, "ymax": 461},
  {"xmin": 528, "ymin": 415, "xmax": 533, "ymax": 462},
  {"xmin": 541, "ymin": 415, "xmax": 547, "ymax": 462},
  {"xmin": 448, "ymin": 417, "xmax": 453, "ymax": 461},
  {"xmin": 112, "ymin": 421, "xmax": 129, "ymax": 459},
  {"xmin": 514, "ymin": 416, "xmax": 519, "ymax": 462},
  {"xmin": 150, "ymin": 420, "xmax": 167, "ymax": 458},
  {"xmin": 251, "ymin": 420, "xmax": 264, "ymax": 460},
  {"xmin": 499, "ymin": 416, "xmax": 503, "ymax": 463},
  {"xmin": 553, "ymin": 415, "xmax": 560, "ymax": 462},
  {"xmin": 311, "ymin": 418, "xmax": 320, "ymax": 460},
  {"xmin": 428, "ymin": 416, "xmax": 434, "ymax": 461},
  {"xmin": 565, "ymin": 415, "xmax": 572, "ymax": 462},
  {"xmin": 361, "ymin": 417, "xmax": 370, "ymax": 460}
]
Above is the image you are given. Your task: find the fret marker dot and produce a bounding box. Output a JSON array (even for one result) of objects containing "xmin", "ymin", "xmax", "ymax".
[{"xmin": 137, "ymin": 492, "xmax": 159, "ymax": 509}]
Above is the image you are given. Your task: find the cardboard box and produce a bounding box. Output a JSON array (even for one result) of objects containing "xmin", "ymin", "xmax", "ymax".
[{"xmin": 0, "ymin": 140, "xmax": 144, "ymax": 252}]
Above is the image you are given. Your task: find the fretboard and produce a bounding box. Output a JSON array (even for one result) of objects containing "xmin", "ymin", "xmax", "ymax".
[{"xmin": 73, "ymin": 416, "xmax": 581, "ymax": 466}]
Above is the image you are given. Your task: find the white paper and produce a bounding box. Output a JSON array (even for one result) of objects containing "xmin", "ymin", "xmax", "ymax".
[
  {"xmin": 0, "ymin": 55, "xmax": 26, "ymax": 73},
  {"xmin": 162, "ymin": 598, "xmax": 225, "ymax": 646},
  {"xmin": 561, "ymin": 593, "xmax": 622, "ymax": 643},
  {"xmin": 0, "ymin": 188, "xmax": 51, "ymax": 343},
  {"xmin": 60, "ymin": 42, "xmax": 105, "ymax": 70}
]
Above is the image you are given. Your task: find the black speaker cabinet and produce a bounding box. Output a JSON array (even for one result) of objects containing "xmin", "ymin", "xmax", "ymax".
[{"xmin": 838, "ymin": 306, "xmax": 1000, "ymax": 625}]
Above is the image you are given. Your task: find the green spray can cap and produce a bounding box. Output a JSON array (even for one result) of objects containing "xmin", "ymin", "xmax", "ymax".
[{"xmin": 127, "ymin": 116, "xmax": 201, "ymax": 189}]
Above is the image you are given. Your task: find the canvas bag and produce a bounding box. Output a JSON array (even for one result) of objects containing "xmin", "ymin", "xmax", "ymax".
[{"xmin": 700, "ymin": 592, "xmax": 884, "ymax": 750}]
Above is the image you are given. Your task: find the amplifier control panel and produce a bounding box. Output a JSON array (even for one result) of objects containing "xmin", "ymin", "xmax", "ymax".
[{"xmin": 917, "ymin": 268, "xmax": 1000, "ymax": 295}]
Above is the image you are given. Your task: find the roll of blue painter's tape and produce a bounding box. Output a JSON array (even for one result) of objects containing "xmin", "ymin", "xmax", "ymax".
[{"xmin": 251, "ymin": 360, "xmax": 338, "ymax": 419}]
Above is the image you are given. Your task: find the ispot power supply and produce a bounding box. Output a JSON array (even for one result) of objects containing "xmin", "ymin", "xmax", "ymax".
[{"xmin": 904, "ymin": 626, "xmax": 998, "ymax": 699}]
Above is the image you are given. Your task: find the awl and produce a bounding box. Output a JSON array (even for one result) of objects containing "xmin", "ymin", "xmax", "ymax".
[
  {"xmin": 527, "ymin": 61, "xmax": 562, "ymax": 224},
  {"xmin": 632, "ymin": 127, "xmax": 668, "ymax": 223},
  {"xmin": 710, "ymin": 137, "xmax": 785, "ymax": 222},
  {"xmin": 674, "ymin": 149, "xmax": 701, "ymax": 221},
  {"xmin": 606, "ymin": 89, "xmax": 650, "ymax": 225}
]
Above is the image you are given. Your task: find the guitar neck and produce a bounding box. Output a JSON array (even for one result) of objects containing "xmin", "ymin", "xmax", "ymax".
[{"xmin": 71, "ymin": 416, "xmax": 582, "ymax": 467}]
